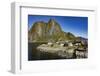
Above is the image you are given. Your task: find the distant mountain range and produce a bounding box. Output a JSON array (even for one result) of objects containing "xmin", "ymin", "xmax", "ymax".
[{"xmin": 28, "ymin": 19, "xmax": 87, "ymax": 42}]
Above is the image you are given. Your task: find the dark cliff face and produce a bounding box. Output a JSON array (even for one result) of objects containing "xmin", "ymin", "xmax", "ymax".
[{"xmin": 28, "ymin": 19, "xmax": 76, "ymax": 42}]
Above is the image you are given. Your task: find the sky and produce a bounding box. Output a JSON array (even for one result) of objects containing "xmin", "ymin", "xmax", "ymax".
[{"xmin": 28, "ymin": 15, "xmax": 88, "ymax": 38}]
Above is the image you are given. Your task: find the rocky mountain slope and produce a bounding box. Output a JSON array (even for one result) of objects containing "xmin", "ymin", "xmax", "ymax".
[{"xmin": 28, "ymin": 19, "xmax": 79, "ymax": 42}]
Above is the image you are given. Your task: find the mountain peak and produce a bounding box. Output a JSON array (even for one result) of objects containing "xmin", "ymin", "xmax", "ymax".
[
  {"xmin": 28, "ymin": 19, "xmax": 76, "ymax": 42},
  {"xmin": 48, "ymin": 18, "xmax": 56, "ymax": 23}
]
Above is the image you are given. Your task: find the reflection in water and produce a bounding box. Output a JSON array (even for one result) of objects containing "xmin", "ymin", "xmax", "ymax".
[
  {"xmin": 28, "ymin": 42, "xmax": 67, "ymax": 61},
  {"xmin": 28, "ymin": 42, "xmax": 87, "ymax": 61}
]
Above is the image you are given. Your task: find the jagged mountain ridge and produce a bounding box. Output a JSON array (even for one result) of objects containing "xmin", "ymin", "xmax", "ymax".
[{"xmin": 28, "ymin": 19, "xmax": 78, "ymax": 42}]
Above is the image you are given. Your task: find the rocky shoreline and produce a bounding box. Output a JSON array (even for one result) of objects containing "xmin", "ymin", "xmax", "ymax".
[{"xmin": 36, "ymin": 41, "xmax": 88, "ymax": 59}]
